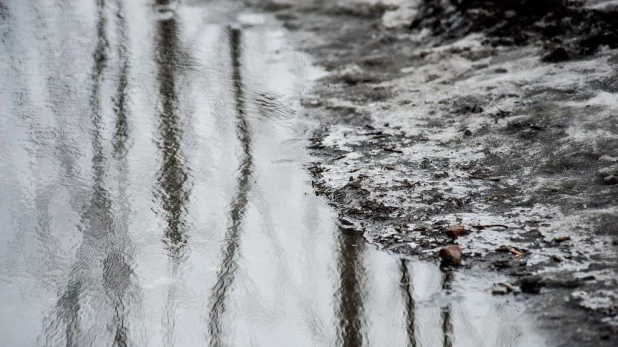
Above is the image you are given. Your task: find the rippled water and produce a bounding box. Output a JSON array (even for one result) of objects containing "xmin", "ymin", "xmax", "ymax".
[{"xmin": 0, "ymin": 0, "xmax": 546, "ymax": 346}]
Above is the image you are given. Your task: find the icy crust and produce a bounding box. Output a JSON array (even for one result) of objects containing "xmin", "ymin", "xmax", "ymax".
[{"xmin": 310, "ymin": 32, "xmax": 617, "ymax": 270}]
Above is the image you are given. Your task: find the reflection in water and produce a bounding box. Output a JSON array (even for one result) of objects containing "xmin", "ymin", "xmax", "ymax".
[
  {"xmin": 112, "ymin": 0, "xmax": 130, "ymax": 161},
  {"xmin": 50, "ymin": 281, "xmax": 82, "ymax": 347},
  {"xmin": 153, "ymin": 2, "xmax": 191, "ymax": 346},
  {"xmin": 154, "ymin": 4, "xmax": 189, "ymax": 257},
  {"xmin": 102, "ymin": 251, "xmax": 132, "ymax": 347},
  {"xmin": 104, "ymin": 1, "xmax": 135, "ymax": 345},
  {"xmin": 208, "ymin": 27, "xmax": 253, "ymax": 347},
  {"xmin": 45, "ymin": 0, "xmax": 111, "ymax": 344},
  {"xmin": 400, "ymin": 260, "xmax": 417, "ymax": 347},
  {"xmin": 45, "ymin": 0, "xmax": 137, "ymax": 345},
  {"xmin": 335, "ymin": 229, "xmax": 366, "ymax": 347},
  {"xmin": 442, "ymin": 269, "xmax": 454, "ymax": 347}
]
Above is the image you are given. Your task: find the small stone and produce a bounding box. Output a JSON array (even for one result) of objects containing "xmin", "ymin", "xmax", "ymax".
[
  {"xmin": 552, "ymin": 255, "xmax": 564, "ymax": 262},
  {"xmin": 491, "ymin": 286, "xmax": 509, "ymax": 295},
  {"xmin": 491, "ymin": 283, "xmax": 515, "ymax": 295},
  {"xmin": 413, "ymin": 224, "xmax": 430, "ymax": 233},
  {"xmin": 439, "ymin": 245, "xmax": 463, "ymax": 266},
  {"xmin": 339, "ymin": 218, "xmax": 353, "ymax": 226},
  {"xmin": 446, "ymin": 225, "xmax": 466, "ymax": 240},
  {"xmin": 519, "ymin": 275, "xmax": 544, "ymax": 294},
  {"xmin": 579, "ymin": 275, "xmax": 596, "ymax": 282},
  {"xmin": 498, "ymin": 282, "xmax": 515, "ymax": 292},
  {"xmin": 553, "ymin": 236, "xmax": 571, "ymax": 243},
  {"xmin": 338, "ymin": 65, "xmax": 377, "ymax": 84},
  {"xmin": 542, "ymin": 47, "xmax": 570, "ymax": 63},
  {"xmin": 420, "ymin": 239, "xmax": 430, "ymax": 247}
]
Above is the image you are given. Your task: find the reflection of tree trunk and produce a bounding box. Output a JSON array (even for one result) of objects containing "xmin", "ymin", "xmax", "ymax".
[
  {"xmin": 155, "ymin": 8, "xmax": 188, "ymax": 256},
  {"xmin": 399, "ymin": 260, "xmax": 417, "ymax": 347},
  {"xmin": 441, "ymin": 269, "xmax": 454, "ymax": 347},
  {"xmin": 46, "ymin": 0, "xmax": 109, "ymax": 344},
  {"xmin": 208, "ymin": 27, "xmax": 253, "ymax": 347},
  {"xmin": 335, "ymin": 230, "xmax": 365, "ymax": 347},
  {"xmin": 103, "ymin": 252, "xmax": 132, "ymax": 347},
  {"xmin": 105, "ymin": 1, "xmax": 133, "ymax": 345},
  {"xmin": 153, "ymin": 3, "xmax": 191, "ymax": 346},
  {"xmin": 47, "ymin": 0, "xmax": 136, "ymax": 345},
  {"xmin": 112, "ymin": 0, "xmax": 129, "ymax": 161}
]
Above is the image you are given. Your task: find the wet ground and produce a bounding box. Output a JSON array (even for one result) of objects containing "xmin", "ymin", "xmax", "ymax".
[
  {"xmin": 253, "ymin": 0, "xmax": 618, "ymax": 346},
  {"xmin": 0, "ymin": 0, "xmax": 550, "ymax": 346}
]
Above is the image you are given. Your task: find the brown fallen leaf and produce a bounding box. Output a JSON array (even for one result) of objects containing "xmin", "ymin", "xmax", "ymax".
[{"xmin": 510, "ymin": 249, "xmax": 524, "ymax": 257}]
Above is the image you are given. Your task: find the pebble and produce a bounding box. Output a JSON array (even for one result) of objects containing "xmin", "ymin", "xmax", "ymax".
[
  {"xmin": 499, "ymin": 282, "xmax": 516, "ymax": 292},
  {"xmin": 491, "ymin": 283, "xmax": 516, "ymax": 295},
  {"xmin": 491, "ymin": 286, "xmax": 509, "ymax": 295},
  {"xmin": 439, "ymin": 245, "xmax": 463, "ymax": 266},
  {"xmin": 542, "ymin": 47, "xmax": 570, "ymax": 63},
  {"xmin": 554, "ymin": 236, "xmax": 571, "ymax": 243},
  {"xmin": 446, "ymin": 225, "xmax": 466, "ymax": 240}
]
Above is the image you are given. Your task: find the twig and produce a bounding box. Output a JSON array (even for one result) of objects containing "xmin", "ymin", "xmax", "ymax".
[{"xmin": 473, "ymin": 224, "xmax": 509, "ymax": 230}]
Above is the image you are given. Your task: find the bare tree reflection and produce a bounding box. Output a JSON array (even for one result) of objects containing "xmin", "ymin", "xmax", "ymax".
[
  {"xmin": 441, "ymin": 269, "xmax": 454, "ymax": 347},
  {"xmin": 44, "ymin": 0, "xmax": 110, "ymax": 344},
  {"xmin": 399, "ymin": 259, "xmax": 417, "ymax": 347},
  {"xmin": 154, "ymin": 1, "xmax": 189, "ymax": 258},
  {"xmin": 207, "ymin": 27, "xmax": 254, "ymax": 347},
  {"xmin": 335, "ymin": 229, "xmax": 366, "ymax": 347},
  {"xmin": 153, "ymin": 2, "xmax": 192, "ymax": 346},
  {"xmin": 46, "ymin": 0, "xmax": 137, "ymax": 345},
  {"xmin": 103, "ymin": 1, "xmax": 138, "ymax": 345}
]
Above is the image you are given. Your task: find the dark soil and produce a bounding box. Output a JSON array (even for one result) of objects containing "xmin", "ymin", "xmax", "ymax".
[{"xmin": 410, "ymin": 0, "xmax": 618, "ymax": 60}]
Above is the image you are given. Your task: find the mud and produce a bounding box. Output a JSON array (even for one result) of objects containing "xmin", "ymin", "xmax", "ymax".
[
  {"xmin": 254, "ymin": 0, "xmax": 618, "ymax": 345},
  {"xmin": 410, "ymin": 0, "xmax": 618, "ymax": 58}
]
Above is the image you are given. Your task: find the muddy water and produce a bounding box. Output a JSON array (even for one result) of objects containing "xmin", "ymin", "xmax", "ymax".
[{"xmin": 0, "ymin": 0, "xmax": 544, "ymax": 346}]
